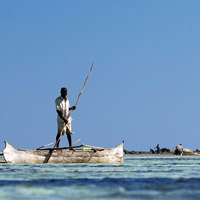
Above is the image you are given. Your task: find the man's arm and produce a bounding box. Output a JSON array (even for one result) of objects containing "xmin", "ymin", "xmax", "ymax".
[{"xmin": 56, "ymin": 110, "xmax": 68, "ymax": 124}]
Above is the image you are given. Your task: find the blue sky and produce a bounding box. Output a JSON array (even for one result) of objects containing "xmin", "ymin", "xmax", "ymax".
[{"xmin": 1, "ymin": 0, "xmax": 200, "ymax": 151}]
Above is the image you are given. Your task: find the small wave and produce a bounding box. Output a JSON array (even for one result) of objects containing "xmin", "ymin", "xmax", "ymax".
[{"xmin": 1, "ymin": 177, "xmax": 200, "ymax": 188}]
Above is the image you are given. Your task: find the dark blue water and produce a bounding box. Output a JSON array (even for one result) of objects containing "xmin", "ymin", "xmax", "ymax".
[{"xmin": 0, "ymin": 154, "xmax": 200, "ymax": 199}]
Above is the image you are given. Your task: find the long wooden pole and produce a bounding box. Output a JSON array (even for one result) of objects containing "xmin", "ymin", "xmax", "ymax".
[
  {"xmin": 44, "ymin": 62, "xmax": 94, "ymax": 163},
  {"xmin": 60, "ymin": 61, "xmax": 95, "ymax": 135}
]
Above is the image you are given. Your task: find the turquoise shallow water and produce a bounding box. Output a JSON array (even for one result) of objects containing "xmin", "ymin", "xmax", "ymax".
[{"xmin": 0, "ymin": 154, "xmax": 200, "ymax": 199}]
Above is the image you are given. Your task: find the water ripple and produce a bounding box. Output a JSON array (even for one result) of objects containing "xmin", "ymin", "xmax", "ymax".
[{"xmin": 0, "ymin": 154, "xmax": 200, "ymax": 199}]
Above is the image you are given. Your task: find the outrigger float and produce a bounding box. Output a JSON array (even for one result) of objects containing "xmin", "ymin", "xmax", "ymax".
[{"xmin": 2, "ymin": 141, "xmax": 124, "ymax": 164}]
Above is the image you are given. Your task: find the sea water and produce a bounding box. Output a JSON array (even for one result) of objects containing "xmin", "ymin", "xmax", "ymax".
[{"xmin": 0, "ymin": 154, "xmax": 200, "ymax": 200}]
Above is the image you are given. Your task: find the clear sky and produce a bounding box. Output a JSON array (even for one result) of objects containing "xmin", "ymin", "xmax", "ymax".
[{"xmin": 1, "ymin": 0, "xmax": 200, "ymax": 152}]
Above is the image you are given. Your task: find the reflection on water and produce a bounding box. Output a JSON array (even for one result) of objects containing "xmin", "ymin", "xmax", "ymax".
[{"xmin": 0, "ymin": 154, "xmax": 200, "ymax": 199}]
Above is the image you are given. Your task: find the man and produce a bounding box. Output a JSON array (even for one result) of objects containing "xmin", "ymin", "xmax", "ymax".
[
  {"xmin": 55, "ymin": 87, "xmax": 76, "ymax": 148},
  {"xmin": 155, "ymin": 144, "xmax": 160, "ymax": 154},
  {"xmin": 175, "ymin": 144, "xmax": 183, "ymax": 155}
]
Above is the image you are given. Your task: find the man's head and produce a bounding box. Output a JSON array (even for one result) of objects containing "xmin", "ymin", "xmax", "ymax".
[{"xmin": 60, "ymin": 87, "xmax": 67, "ymax": 98}]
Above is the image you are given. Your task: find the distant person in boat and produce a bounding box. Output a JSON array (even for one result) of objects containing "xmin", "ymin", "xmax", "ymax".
[
  {"xmin": 155, "ymin": 144, "xmax": 160, "ymax": 154},
  {"xmin": 175, "ymin": 144, "xmax": 183, "ymax": 155},
  {"xmin": 55, "ymin": 87, "xmax": 76, "ymax": 148}
]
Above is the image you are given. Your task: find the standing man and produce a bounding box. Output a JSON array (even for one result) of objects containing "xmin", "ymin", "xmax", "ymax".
[
  {"xmin": 55, "ymin": 87, "xmax": 76, "ymax": 148},
  {"xmin": 175, "ymin": 144, "xmax": 183, "ymax": 155}
]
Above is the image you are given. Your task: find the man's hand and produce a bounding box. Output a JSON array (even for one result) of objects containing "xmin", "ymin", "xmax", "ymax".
[
  {"xmin": 64, "ymin": 119, "xmax": 68, "ymax": 124},
  {"xmin": 70, "ymin": 106, "xmax": 76, "ymax": 111}
]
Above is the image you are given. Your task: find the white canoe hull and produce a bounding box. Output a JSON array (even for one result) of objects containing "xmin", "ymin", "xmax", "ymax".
[{"xmin": 3, "ymin": 142, "xmax": 124, "ymax": 164}]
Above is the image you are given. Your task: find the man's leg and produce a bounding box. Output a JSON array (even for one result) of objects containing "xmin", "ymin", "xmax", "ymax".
[
  {"xmin": 66, "ymin": 134, "xmax": 72, "ymax": 147},
  {"xmin": 66, "ymin": 123, "xmax": 72, "ymax": 147},
  {"xmin": 56, "ymin": 132, "xmax": 61, "ymax": 148},
  {"xmin": 56, "ymin": 122, "xmax": 64, "ymax": 148}
]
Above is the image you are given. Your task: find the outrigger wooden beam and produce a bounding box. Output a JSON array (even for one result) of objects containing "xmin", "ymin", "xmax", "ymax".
[{"xmin": 44, "ymin": 138, "xmax": 81, "ymax": 163}]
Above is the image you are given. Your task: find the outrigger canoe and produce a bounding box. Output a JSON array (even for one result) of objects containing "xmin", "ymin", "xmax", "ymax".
[{"xmin": 3, "ymin": 141, "xmax": 124, "ymax": 164}]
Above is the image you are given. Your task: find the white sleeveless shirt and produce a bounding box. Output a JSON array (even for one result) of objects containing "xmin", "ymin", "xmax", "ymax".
[{"xmin": 55, "ymin": 96, "xmax": 72, "ymax": 123}]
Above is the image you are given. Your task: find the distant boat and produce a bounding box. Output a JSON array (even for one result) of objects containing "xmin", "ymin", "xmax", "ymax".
[
  {"xmin": 3, "ymin": 141, "xmax": 124, "ymax": 164},
  {"xmin": 172, "ymin": 148, "xmax": 198, "ymax": 155}
]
